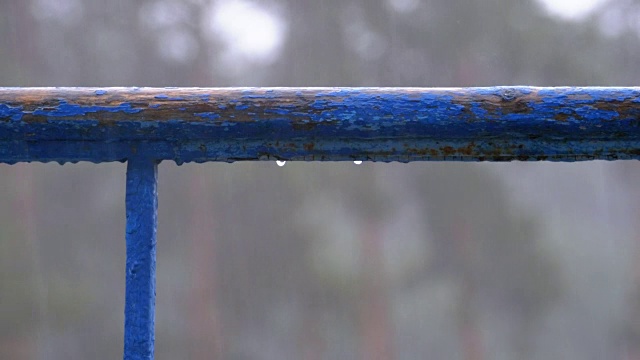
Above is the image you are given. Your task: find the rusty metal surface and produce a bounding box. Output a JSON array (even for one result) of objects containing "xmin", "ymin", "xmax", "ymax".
[{"xmin": 1, "ymin": 87, "xmax": 639, "ymax": 163}]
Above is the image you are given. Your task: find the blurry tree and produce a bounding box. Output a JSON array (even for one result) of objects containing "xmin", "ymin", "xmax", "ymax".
[{"xmin": 411, "ymin": 164, "xmax": 561, "ymax": 358}]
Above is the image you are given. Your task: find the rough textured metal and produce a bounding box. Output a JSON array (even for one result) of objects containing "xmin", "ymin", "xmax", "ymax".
[
  {"xmin": 1, "ymin": 87, "xmax": 640, "ymax": 163},
  {"xmin": 124, "ymin": 158, "xmax": 157, "ymax": 360}
]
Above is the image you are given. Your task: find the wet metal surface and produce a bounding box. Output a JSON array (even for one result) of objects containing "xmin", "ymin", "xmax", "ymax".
[
  {"xmin": 1, "ymin": 87, "xmax": 640, "ymax": 163},
  {"xmin": 124, "ymin": 158, "xmax": 157, "ymax": 360}
]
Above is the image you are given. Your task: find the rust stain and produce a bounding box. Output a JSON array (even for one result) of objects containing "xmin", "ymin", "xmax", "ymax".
[
  {"xmin": 291, "ymin": 122, "xmax": 318, "ymax": 131},
  {"xmin": 457, "ymin": 142, "xmax": 476, "ymax": 156},
  {"xmin": 404, "ymin": 143, "xmax": 477, "ymax": 158},
  {"xmin": 553, "ymin": 113, "xmax": 569, "ymax": 122},
  {"xmin": 451, "ymin": 90, "xmax": 538, "ymax": 122},
  {"xmin": 440, "ymin": 146, "xmax": 456, "ymax": 156}
]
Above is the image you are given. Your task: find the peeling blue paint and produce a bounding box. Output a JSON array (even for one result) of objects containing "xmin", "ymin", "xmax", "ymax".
[
  {"xmin": 124, "ymin": 158, "xmax": 157, "ymax": 360},
  {"xmin": 0, "ymin": 87, "xmax": 639, "ymax": 163},
  {"xmin": 153, "ymin": 94, "xmax": 185, "ymax": 101},
  {"xmin": 139, "ymin": 122, "xmax": 159, "ymax": 129},
  {"xmin": 194, "ymin": 112, "xmax": 221, "ymax": 120},
  {"xmin": 264, "ymin": 108, "xmax": 290, "ymax": 115},
  {"xmin": 32, "ymin": 100, "xmax": 142, "ymax": 117},
  {"xmin": 0, "ymin": 104, "xmax": 24, "ymax": 121}
]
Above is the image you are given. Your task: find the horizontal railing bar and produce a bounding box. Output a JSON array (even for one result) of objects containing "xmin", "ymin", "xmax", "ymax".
[{"xmin": 1, "ymin": 87, "xmax": 640, "ymax": 162}]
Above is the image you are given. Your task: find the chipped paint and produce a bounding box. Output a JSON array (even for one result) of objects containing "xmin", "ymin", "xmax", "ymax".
[
  {"xmin": 124, "ymin": 158, "xmax": 157, "ymax": 360},
  {"xmin": 0, "ymin": 87, "xmax": 639, "ymax": 163}
]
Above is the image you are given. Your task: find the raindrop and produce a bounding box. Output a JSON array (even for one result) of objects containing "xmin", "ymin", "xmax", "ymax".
[
  {"xmin": 354, "ymin": 160, "xmax": 362, "ymax": 165},
  {"xmin": 276, "ymin": 160, "xmax": 286, "ymax": 167}
]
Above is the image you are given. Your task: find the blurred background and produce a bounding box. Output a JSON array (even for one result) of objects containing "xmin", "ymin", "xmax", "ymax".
[{"xmin": 2, "ymin": 0, "xmax": 640, "ymax": 359}]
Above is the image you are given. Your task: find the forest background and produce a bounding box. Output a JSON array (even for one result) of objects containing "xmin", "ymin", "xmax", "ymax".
[{"xmin": 2, "ymin": 0, "xmax": 640, "ymax": 359}]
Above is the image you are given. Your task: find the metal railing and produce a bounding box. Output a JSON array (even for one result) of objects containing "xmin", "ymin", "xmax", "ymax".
[{"xmin": 1, "ymin": 86, "xmax": 639, "ymax": 359}]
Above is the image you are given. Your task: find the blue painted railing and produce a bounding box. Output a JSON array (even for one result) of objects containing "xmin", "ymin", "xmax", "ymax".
[{"xmin": 1, "ymin": 87, "xmax": 639, "ymax": 359}]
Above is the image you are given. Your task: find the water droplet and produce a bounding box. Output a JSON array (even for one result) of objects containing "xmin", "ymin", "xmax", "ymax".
[
  {"xmin": 354, "ymin": 160, "xmax": 362, "ymax": 165},
  {"xmin": 276, "ymin": 160, "xmax": 286, "ymax": 167}
]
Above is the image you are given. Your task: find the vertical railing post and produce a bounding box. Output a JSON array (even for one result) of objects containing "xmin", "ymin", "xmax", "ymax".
[{"xmin": 124, "ymin": 156, "xmax": 158, "ymax": 360}]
